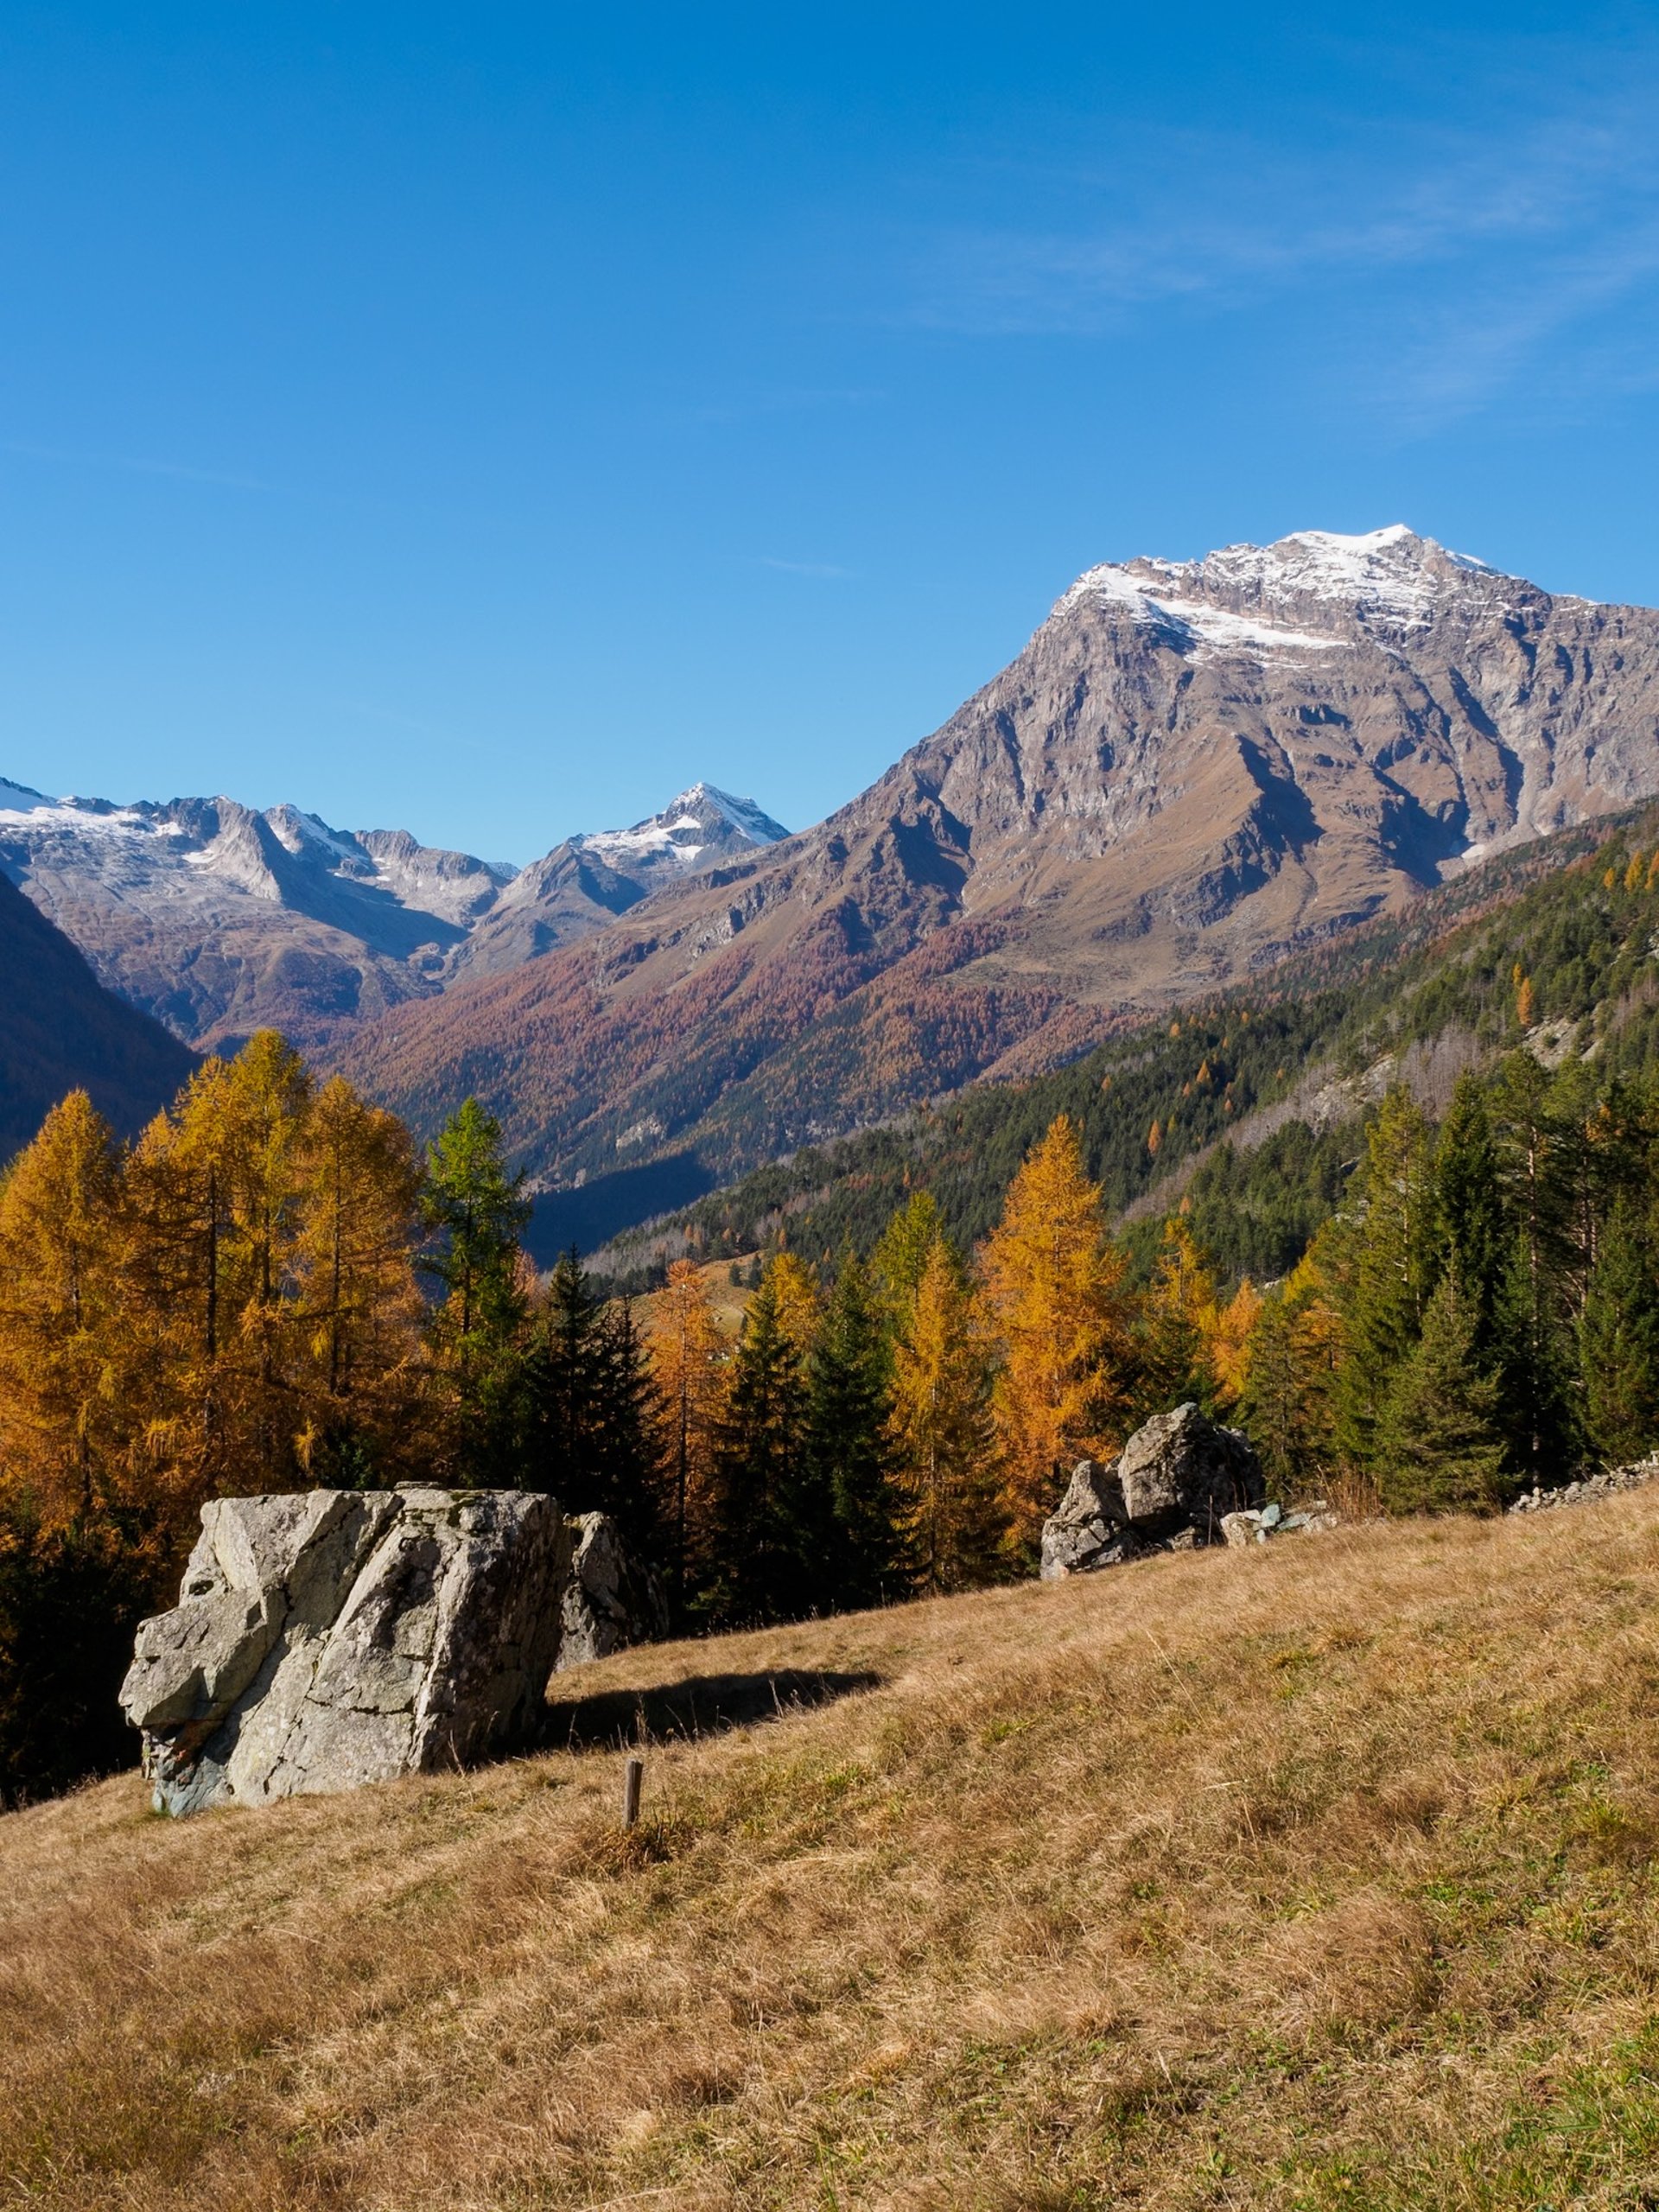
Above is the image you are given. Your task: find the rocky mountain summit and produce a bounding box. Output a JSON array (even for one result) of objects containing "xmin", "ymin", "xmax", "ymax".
[
  {"xmin": 0, "ymin": 777, "xmax": 785, "ymax": 1049},
  {"xmin": 342, "ymin": 526, "xmax": 1659, "ymax": 1205}
]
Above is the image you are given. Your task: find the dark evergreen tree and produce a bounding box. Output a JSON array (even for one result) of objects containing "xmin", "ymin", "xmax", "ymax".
[
  {"xmin": 0, "ymin": 1504, "xmax": 156, "ymax": 1807},
  {"xmin": 420, "ymin": 1097, "xmax": 530, "ymax": 1480},
  {"xmin": 524, "ymin": 1250, "xmax": 662, "ymax": 1551},
  {"xmin": 1335, "ymin": 1086, "xmax": 1434, "ymax": 1473},
  {"xmin": 1236, "ymin": 1286, "xmax": 1300, "ymax": 1498},
  {"xmin": 709, "ymin": 1272, "xmax": 810, "ymax": 1624},
  {"xmin": 1490, "ymin": 1054, "xmax": 1580, "ymax": 1483},
  {"xmin": 1376, "ymin": 1274, "xmax": 1509, "ymax": 1514},
  {"xmin": 1579, "ymin": 1198, "xmax": 1659, "ymax": 1465},
  {"xmin": 1433, "ymin": 1072, "xmax": 1506, "ymax": 1356},
  {"xmin": 806, "ymin": 1255, "xmax": 906, "ymax": 1609}
]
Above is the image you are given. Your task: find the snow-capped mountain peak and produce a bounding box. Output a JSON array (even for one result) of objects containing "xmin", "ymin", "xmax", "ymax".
[
  {"xmin": 576, "ymin": 782, "xmax": 789, "ymax": 872},
  {"xmin": 1061, "ymin": 524, "xmax": 1519, "ymax": 658},
  {"xmin": 451, "ymin": 780, "xmax": 791, "ymax": 980}
]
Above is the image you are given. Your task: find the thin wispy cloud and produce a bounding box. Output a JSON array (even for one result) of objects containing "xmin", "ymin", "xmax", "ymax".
[
  {"xmin": 902, "ymin": 80, "xmax": 1659, "ymax": 431},
  {"xmin": 1, "ymin": 438, "xmax": 286, "ymax": 494},
  {"xmin": 757, "ymin": 556, "xmax": 857, "ymax": 579}
]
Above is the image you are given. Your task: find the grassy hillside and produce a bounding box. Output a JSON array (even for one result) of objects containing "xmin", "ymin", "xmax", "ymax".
[{"xmin": 9, "ymin": 1495, "xmax": 1659, "ymax": 2208}]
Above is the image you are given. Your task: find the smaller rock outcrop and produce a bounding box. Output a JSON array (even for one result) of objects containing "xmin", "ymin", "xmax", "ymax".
[
  {"xmin": 122, "ymin": 1487, "xmax": 575, "ymax": 1815},
  {"xmin": 1221, "ymin": 1500, "xmax": 1338, "ymax": 1548},
  {"xmin": 556, "ymin": 1511, "xmax": 669, "ymax": 1671},
  {"xmin": 1040, "ymin": 1404, "xmax": 1265, "ymax": 1580}
]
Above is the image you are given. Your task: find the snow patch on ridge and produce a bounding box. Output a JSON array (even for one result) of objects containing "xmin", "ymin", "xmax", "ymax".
[
  {"xmin": 1197, "ymin": 526, "xmax": 1447, "ymax": 621},
  {"xmin": 1061, "ymin": 568, "xmax": 1350, "ymax": 661},
  {"xmin": 1061, "ymin": 524, "xmax": 1516, "ymax": 652}
]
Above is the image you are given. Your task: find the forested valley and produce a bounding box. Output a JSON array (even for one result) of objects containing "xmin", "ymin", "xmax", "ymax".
[{"xmin": 10, "ymin": 813, "xmax": 1659, "ymax": 1803}]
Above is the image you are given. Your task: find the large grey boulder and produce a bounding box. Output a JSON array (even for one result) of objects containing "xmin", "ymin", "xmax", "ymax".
[
  {"xmin": 121, "ymin": 1488, "xmax": 574, "ymax": 1815},
  {"xmin": 1040, "ymin": 1403, "xmax": 1265, "ymax": 1580},
  {"xmin": 556, "ymin": 1511, "xmax": 669, "ymax": 1672},
  {"xmin": 1116, "ymin": 1402, "xmax": 1265, "ymax": 1538}
]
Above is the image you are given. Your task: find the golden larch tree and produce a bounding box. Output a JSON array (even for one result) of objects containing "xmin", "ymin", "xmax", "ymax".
[
  {"xmin": 1207, "ymin": 1276, "xmax": 1263, "ymax": 1412},
  {"xmin": 649, "ymin": 1258, "xmax": 730, "ymax": 1601},
  {"xmin": 294, "ymin": 1075, "xmax": 428, "ymax": 1483},
  {"xmin": 0, "ymin": 1092, "xmax": 126, "ymax": 1526},
  {"xmin": 978, "ymin": 1115, "xmax": 1135, "ymax": 1548},
  {"xmin": 887, "ymin": 1235, "xmax": 1004, "ymax": 1592},
  {"xmin": 766, "ymin": 1249, "xmax": 822, "ymax": 1365}
]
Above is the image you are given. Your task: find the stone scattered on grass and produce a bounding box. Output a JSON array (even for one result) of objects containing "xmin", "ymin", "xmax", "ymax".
[
  {"xmin": 1509, "ymin": 1458, "xmax": 1659, "ymax": 1513},
  {"xmin": 1220, "ymin": 1500, "xmax": 1338, "ymax": 1548}
]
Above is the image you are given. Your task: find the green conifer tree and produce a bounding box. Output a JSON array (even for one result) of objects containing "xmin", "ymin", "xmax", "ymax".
[
  {"xmin": 1376, "ymin": 1274, "xmax": 1509, "ymax": 1513},
  {"xmin": 873, "ymin": 1191, "xmax": 944, "ymax": 1320},
  {"xmin": 1490, "ymin": 1052, "xmax": 1579, "ymax": 1482},
  {"xmin": 806, "ymin": 1255, "xmax": 906, "ymax": 1609},
  {"xmin": 1579, "ymin": 1198, "xmax": 1659, "ymax": 1465},
  {"xmin": 1236, "ymin": 1286, "xmax": 1299, "ymax": 1496},
  {"xmin": 421, "ymin": 1097, "xmax": 530, "ymax": 1479},
  {"xmin": 1336, "ymin": 1086, "xmax": 1435, "ymax": 1474},
  {"xmin": 1433, "ymin": 1072, "xmax": 1506, "ymax": 1355},
  {"xmin": 525, "ymin": 1253, "xmax": 664, "ymax": 1550},
  {"xmin": 710, "ymin": 1268, "xmax": 811, "ymax": 1624}
]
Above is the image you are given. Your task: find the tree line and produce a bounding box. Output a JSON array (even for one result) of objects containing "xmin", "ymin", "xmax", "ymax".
[{"xmin": 8, "ymin": 986, "xmax": 1659, "ymax": 1801}]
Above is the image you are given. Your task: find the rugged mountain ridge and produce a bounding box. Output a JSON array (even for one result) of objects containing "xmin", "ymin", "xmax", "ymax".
[
  {"xmin": 0, "ymin": 779, "xmax": 785, "ymax": 1050},
  {"xmin": 337, "ymin": 527, "xmax": 1659, "ymax": 1206}
]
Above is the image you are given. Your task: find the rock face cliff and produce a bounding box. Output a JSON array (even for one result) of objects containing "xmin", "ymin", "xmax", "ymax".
[
  {"xmin": 118, "ymin": 1488, "xmax": 663, "ymax": 1815},
  {"xmin": 340, "ymin": 527, "xmax": 1659, "ymax": 1199}
]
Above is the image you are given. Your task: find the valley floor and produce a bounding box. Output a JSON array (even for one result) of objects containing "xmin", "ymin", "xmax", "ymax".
[{"xmin": 7, "ymin": 1504, "xmax": 1659, "ymax": 2209}]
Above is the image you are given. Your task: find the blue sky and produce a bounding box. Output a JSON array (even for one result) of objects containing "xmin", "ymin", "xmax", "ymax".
[{"xmin": 3, "ymin": 3, "xmax": 1657, "ymax": 862}]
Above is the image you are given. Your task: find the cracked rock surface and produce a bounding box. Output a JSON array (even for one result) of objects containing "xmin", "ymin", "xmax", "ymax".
[
  {"xmin": 556, "ymin": 1511, "xmax": 668, "ymax": 1672},
  {"xmin": 120, "ymin": 1488, "xmax": 573, "ymax": 1815}
]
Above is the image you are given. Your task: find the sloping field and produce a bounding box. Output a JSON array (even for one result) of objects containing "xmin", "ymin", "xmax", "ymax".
[{"xmin": 7, "ymin": 1502, "xmax": 1659, "ymax": 2209}]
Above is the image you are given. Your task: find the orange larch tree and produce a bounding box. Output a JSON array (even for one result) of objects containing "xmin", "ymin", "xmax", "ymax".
[
  {"xmin": 977, "ymin": 1114, "xmax": 1136, "ymax": 1550},
  {"xmin": 648, "ymin": 1258, "xmax": 730, "ymax": 1605},
  {"xmin": 0, "ymin": 1091, "xmax": 126, "ymax": 1527},
  {"xmin": 887, "ymin": 1233, "xmax": 1003, "ymax": 1592}
]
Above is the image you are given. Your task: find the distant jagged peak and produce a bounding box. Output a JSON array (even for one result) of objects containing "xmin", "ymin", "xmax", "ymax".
[
  {"xmin": 666, "ymin": 779, "xmax": 790, "ymax": 842},
  {"xmin": 575, "ymin": 781, "xmax": 789, "ymax": 872}
]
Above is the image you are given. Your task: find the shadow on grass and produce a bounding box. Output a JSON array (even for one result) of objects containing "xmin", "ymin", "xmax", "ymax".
[{"xmin": 541, "ymin": 1668, "xmax": 885, "ymax": 1751}]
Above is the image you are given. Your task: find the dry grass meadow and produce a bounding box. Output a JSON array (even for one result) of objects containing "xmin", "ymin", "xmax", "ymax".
[{"xmin": 8, "ymin": 1500, "xmax": 1659, "ymax": 2210}]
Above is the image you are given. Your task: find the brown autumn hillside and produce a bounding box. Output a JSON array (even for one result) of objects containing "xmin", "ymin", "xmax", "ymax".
[
  {"xmin": 337, "ymin": 528, "xmax": 1659, "ymax": 1197},
  {"xmin": 0, "ymin": 869, "xmax": 195, "ymax": 1155},
  {"xmin": 9, "ymin": 1493, "xmax": 1659, "ymax": 2209}
]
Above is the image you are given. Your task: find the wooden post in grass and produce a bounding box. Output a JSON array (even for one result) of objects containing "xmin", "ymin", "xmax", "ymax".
[{"xmin": 622, "ymin": 1755, "xmax": 644, "ymax": 1828}]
